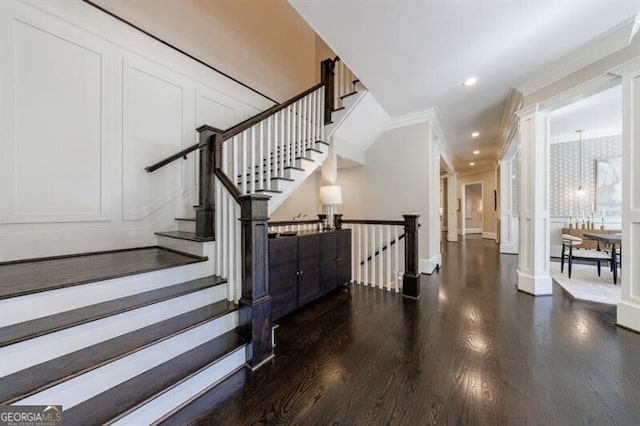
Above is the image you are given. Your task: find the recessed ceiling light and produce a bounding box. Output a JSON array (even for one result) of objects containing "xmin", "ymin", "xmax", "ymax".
[
  {"xmin": 463, "ymin": 77, "xmax": 478, "ymax": 87},
  {"xmin": 471, "ymin": 132, "xmax": 480, "ymax": 138},
  {"xmin": 469, "ymin": 162, "xmax": 475, "ymax": 166},
  {"xmin": 473, "ymin": 150, "xmax": 480, "ymax": 155}
]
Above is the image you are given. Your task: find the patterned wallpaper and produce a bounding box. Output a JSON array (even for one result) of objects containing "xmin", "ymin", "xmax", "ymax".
[{"xmin": 550, "ymin": 135, "xmax": 622, "ymax": 217}]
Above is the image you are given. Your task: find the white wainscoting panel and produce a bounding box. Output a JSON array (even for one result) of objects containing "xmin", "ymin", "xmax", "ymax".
[
  {"xmin": 122, "ymin": 60, "xmax": 186, "ymax": 221},
  {"xmin": 1, "ymin": 12, "xmax": 109, "ymax": 223},
  {"xmin": 0, "ymin": 0, "xmax": 273, "ymax": 260}
]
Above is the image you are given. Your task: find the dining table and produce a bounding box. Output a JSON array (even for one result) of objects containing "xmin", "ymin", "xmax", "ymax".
[{"xmin": 583, "ymin": 232, "xmax": 622, "ymax": 285}]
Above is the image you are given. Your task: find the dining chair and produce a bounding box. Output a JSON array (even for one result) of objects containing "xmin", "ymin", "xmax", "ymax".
[{"xmin": 561, "ymin": 234, "xmax": 610, "ymax": 278}]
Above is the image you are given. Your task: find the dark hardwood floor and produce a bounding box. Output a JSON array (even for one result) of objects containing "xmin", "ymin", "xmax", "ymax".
[{"xmin": 165, "ymin": 237, "xmax": 640, "ymax": 425}]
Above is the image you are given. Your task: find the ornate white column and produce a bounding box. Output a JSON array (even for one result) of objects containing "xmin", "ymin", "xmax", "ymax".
[
  {"xmin": 447, "ymin": 172, "xmax": 458, "ymax": 242},
  {"xmin": 516, "ymin": 106, "xmax": 552, "ymax": 295},
  {"xmin": 613, "ymin": 59, "xmax": 640, "ymax": 332}
]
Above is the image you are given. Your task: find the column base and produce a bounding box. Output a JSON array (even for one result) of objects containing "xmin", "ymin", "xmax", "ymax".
[
  {"xmin": 617, "ymin": 300, "xmax": 640, "ymax": 333},
  {"xmin": 447, "ymin": 233, "xmax": 458, "ymax": 242},
  {"xmin": 517, "ymin": 269, "xmax": 552, "ymax": 296},
  {"xmin": 402, "ymin": 273, "xmax": 420, "ymax": 298},
  {"xmin": 419, "ymin": 255, "xmax": 440, "ymax": 275}
]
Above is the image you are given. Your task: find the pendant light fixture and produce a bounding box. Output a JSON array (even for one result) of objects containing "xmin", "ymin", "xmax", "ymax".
[{"xmin": 576, "ymin": 129, "xmax": 585, "ymax": 196}]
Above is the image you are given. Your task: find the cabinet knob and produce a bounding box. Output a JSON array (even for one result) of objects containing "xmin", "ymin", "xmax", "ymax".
[
  {"xmin": 299, "ymin": 270, "xmax": 303, "ymax": 275},
  {"xmin": 336, "ymin": 257, "xmax": 341, "ymax": 261}
]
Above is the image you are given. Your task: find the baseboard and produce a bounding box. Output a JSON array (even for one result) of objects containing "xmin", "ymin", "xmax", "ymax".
[
  {"xmin": 618, "ymin": 300, "xmax": 640, "ymax": 333},
  {"xmin": 465, "ymin": 228, "xmax": 482, "ymax": 234},
  {"xmin": 482, "ymin": 232, "xmax": 497, "ymax": 240},
  {"xmin": 419, "ymin": 255, "xmax": 441, "ymax": 275},
  {"xmin": 516, "ymin": 269, "xmax": 552, "ymax": 296},
  {"xmin": 447, "ymin": 233, "xmax": 458, "ymax": 242}
]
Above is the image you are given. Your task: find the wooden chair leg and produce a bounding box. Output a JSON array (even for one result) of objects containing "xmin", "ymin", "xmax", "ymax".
[
  {"xmin": 597, "ymin": 260, "xmax": 601, "ymax": 276},
  {"xmin": 561, "ymin": 243, "xmax": 565, "ymax": 273},
  {"xmin": 568, "ymin": 245, "xmax": 573, "ymax": 278}
]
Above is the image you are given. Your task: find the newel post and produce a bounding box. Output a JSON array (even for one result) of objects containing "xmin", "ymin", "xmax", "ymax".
[
  {"xmin": 321, "ymin": 58, "xmax": 335, "ymax": 124},
  {"xmin": 403, "ymin": 214, "xmax": 420, "ymax": 299},
  {"xmin": 195, "ymin": 125, "xmax": 218, "ymax": 239},
  {"xmin": 238, "ymin": 194, "xmax": 274, "ymax": 370}
]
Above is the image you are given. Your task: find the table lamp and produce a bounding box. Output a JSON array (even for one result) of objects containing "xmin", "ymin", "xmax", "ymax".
[{"xmin": 320, "ymin": 185, "xmax": 342, "ymax": 229}]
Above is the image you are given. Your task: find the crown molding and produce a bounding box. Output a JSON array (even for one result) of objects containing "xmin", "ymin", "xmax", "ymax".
[
  {"xmin": 517, "ymin": 15, "xmax": 638, "ymax": 96},
  {"xmin": 496, "ymin": 88, "xmax": 524, "ymax": 161},
  {"xmin": 386, "ymin": 108, "xmax": 433, "ymax": 130},
  {"xmin": 610, "ymin": 56, "xmax": 640, "ymax": 77}
]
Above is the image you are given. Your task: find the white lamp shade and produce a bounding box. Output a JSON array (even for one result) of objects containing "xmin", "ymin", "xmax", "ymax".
[{"xmin": 320, "ymin": 185, "xmax": 342, "ymax": 205}]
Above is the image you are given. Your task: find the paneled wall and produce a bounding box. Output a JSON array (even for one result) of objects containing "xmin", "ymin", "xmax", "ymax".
[{"xmin": 0, "ymin": 0, "xmax": 273, "ymax": 261}]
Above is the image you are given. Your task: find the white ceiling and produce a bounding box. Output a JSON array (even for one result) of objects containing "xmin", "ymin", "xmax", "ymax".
[
  {"xmin": 288, "ymin": 0, "xmax": 639, "ymax": 171},
  {"xmin": 549, "ymin": 85, "xmax": 622, "ymax": 141}
]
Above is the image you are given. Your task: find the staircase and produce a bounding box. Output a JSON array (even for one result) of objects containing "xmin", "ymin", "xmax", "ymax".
[{"xmin": 0, "ymin": 57, "xmax": 364, "ymax": 423}]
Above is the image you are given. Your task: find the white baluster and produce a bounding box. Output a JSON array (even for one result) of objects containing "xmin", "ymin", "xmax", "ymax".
[
  {"xmin": 363, "ymin": 225, "xmax": 369, "ymax": 286},
  {"xmin": 257, "ymin": 122, "xmax": 264, "ymax": 191},
  {"xmin": 250, "ymin": 126, "xmax": 256, "ymax": 194},
  {"xmin": 371, "ymin": 224, "xmax": 377, "ymax": 287},
  {"xmin": 356, "ymin": 225, "xmax": 362, "ymax": 285},
  {"xmin": 394, "ymin": 226, "xmax": 399, "ymax": 292},
  {"xmin": 386, "ymin": 226, "xmax": 392, "ymax": 291},
  {"xmin": 232, "ymin": 135, "xmax": 238, "ymax": 188},
  {"xmin": 298, "ymin": 100, "xmax": 303, "ymax": 159},
  {"xmin": 241, "ymin": 131, "xmax": 248, "ymax": 194},
  {"xmin": 320, "ymin": 89, "xmax": 325, "ymax": 141},
  {"xmin": 351, "ymin": 225, "xmax": 356, "ymax": 284},
  {"xmin": 378, "ymin": 226, "xmax": 383, "ymax": 290},
  {"xmin": 280, "ymin": 110, "xmax": 285, "ymax": 176},
  {"xmin": 215, "ymin": 180, "xmax": 222, "ymax": 274},
  {"xmin": 310, "ymin": 91, "xmax": 316, "ymax": 146}
]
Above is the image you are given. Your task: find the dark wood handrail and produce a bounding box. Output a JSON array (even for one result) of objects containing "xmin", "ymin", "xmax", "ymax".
[
  {"xmin": 221, "ymin": 82, "xmax": 325, "ymax": 141},
  {"xmin": 145, "ymin": 125, "xmax": 224, "ymax": 173},
  {"xmin": 145, "ymin": 143, "xmax": 198, "ymax": 173},
  {"xmin": 214, "ymin": 169, "xmax": 241, "ymax": 202},
  {"xmin": 268, "ymin": 219, "xmax": 321, "ymax": 226},
  {"xmin": 340, "ymin": 219, "xmax": 405, "ymax": 226}
]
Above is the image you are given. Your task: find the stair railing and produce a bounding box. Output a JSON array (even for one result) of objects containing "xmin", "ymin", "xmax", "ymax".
[
  {"xmin": 338, "ymin": 215, "xmax": 421, "ymax": 299},
  {"xmin": 145, "ymin": 57, "xmax": 362, "ymax": 368}
]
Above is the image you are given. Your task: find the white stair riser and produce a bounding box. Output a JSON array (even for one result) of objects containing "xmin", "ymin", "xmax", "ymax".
[
  {"xmin": 157, "ymin": 235, "xmax": 215, "ymax": 258},
  {"xmin": 14, "ymin": 311, "xmax": 239, "ymax": 410},
  {"xmin": 1, "ymin": 285, "xmax": 227, "ymax": 376},
  {"xmin": 176, "ymin": 220, "xmax": 196, "ymax": 233},
  {"xmin": 0, "ymin": 260, "xmax": 214, "ymax": 327},
  {"xmin": 112, "ymin": 347, "xmax": 245, "ymax": 425}
]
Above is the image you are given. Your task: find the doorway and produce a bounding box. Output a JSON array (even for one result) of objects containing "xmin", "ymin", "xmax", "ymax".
[{"xmin": 461, "ymin": 182, "xmax": 483, "ymax": 236}]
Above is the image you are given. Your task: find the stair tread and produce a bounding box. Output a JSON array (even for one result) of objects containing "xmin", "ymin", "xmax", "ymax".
[
  {"xmin": 174, "ymin": 217, "xmax": 196, "ymax": 222},
  {"xmin": 255, "ymin": 189, "xmax": 283, "ymax": 194},
  {"xmin": 0, "ymin": 275, "xmax": 226, "ymax": 348},
  {"xmin": 62, "ymin": 329, "xmax": 244, "ymax": 426},
  {"xmin": 156, "ymin": 231, "xmax": 215, "ymax": 242},
  {"xmin": 340, "ymin": 91, "xmax": 358, "ymax": 100},
  {"xmin": 0, "ymin": 299, "xmax": 235, "ymax": 405},
  {"xmin": 0, "ymin": 247, "xmax": 205, "ymax": 300}
]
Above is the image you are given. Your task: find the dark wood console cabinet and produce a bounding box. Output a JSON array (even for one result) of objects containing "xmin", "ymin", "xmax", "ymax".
[{"xmin": 269, "ymin": 229, "xmax": 351, "ymax": 321}]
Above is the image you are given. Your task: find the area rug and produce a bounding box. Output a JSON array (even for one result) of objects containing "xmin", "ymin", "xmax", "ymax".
[{"xmin": 550, "ymin": 262, "xmax": 621, "ymax": 305}]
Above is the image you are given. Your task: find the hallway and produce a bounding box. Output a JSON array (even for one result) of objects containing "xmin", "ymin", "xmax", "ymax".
[{"xmin": 166, "ymin": 238, "xmax": 640, "ymax": 425}]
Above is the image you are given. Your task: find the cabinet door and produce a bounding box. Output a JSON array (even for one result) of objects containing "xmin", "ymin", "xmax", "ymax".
[
  {"xmin": 336, "ymin": 229, "xmax": 352, "ymax": 286},
  {"xmin": 320, "ymin": 231, "xmax": 338, "ymax": 294},
  {"xmin": 297, "ymin": 234, "xmax": 321, "ymax": 306},
  {"xmin": 269, "ymin": 237, "xmax": 298, "ymax": 321}
]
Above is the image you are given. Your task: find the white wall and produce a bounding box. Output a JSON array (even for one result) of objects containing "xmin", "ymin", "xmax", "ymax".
[
  {"xmin": 270, "ymin": 171, "xmax": 321, "ymax": 221},
  {"xmin": 0, "ymin": 0, "xmax": 273, "ymax": 261},
  {"xmin": 338, "ymin": 123, "xmax": 431, "ymax": 268}
]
